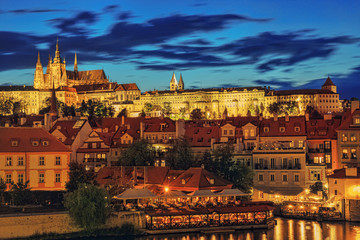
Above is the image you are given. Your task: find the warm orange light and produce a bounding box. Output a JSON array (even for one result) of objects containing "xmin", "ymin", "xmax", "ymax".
[{"xmin": 164, "ymin": 187, "xmax": 169, "ymax": 193}]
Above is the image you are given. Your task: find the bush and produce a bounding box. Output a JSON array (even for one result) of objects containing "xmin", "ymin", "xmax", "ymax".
[{"xmin": 64, "ymin": 184, "xmax": 110, "ymax": 230}]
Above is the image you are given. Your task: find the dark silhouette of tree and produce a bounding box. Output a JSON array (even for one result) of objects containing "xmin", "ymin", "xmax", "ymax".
[
  {"xmin": 119, "ymin": 139, "xmax": 155, "ymax": 166},
  {"xmin": 0, "ymin": 178, "xmax": 6, "ymax": 205},
  {"xmin": 165, "ymin": 138, "xmax": 194, "ymax": 170},
  {"xmin": 190, "ymin": 108, "xmax": 204, "ymax": 120},
  {"xmin": 66, "ymin": 162, "xmax": 96, "ymax": 192},
  {"xmin": 10, "ymin": 181, "xmax": 33, "ymax": 205}
]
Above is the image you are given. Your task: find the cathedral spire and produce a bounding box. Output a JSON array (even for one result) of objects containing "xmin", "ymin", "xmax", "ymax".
[
  {"xmin": 49, "ymin": 81, "xmax": 58, "ymax": 115},
  {"xmin": 54, "ymin": 37, "xmax": 61, "ymax": 63},
  {"xmin": 170, "ymin": 72, "xmax": 178, "ymax": 91},
  {"xmin": 74, "ymin": 52, "xmax": 78, "ymax": 72},
  {"xmin": 36, "ymin": 52, "xmax": 42, "ymax": 65},
  {"xmin": 178, "ymin": 73, "xmax": 184, "ymax": 90}
]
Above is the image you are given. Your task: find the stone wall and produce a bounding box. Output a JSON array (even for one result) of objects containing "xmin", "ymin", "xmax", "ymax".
[{"xmin": 0, "ymin": 211, "xmax": 146, "ymax": 239}]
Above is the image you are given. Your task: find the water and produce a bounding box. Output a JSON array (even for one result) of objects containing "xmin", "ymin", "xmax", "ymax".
[{"xmin": 136, "ymin": 217, "xmax": 360, "ymax": 240}]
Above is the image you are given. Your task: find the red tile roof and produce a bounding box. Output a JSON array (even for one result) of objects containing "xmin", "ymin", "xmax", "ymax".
[
  {"xmin": 336, "ymin": 109, "xmax": 360, "ymax": 131},
  {"xmin": 323, "ymin": 76, "xmax": 335, "ymax": 86},
  {"xmin": 273, "ymin": 89, "xmax": 335, "ymax": 96},
  {"xmin": 260, "ymin": 116, "xmax": 306, "ymax": 137},
  {"xmin": 143, "ymin": 118, "xmax": 176, "ymax": 133},
  {"xmin": 306, "ymin": 117, "xmax": 342, "ymax": 139},
  {"xmin": 328, "ymin": 168, "xmax": 360, "ymax": 179},
  {"xmin": 0, "ymin": 127, "xmax": 70, "ymax": 152},
  {"xmin": 50, "ymin": 120, "xmax": 87, "ymax": 145}
]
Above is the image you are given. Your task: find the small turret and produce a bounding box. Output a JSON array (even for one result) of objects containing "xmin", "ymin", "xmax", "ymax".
[
  {"xmin": 170, "ymin": 72, "xmax": 178, "ymax": 91},
  {"xmin": 53, "ymin": 38, "xmax": 61, "ymax": 63},
  {"xmin": 46, "ymin": 54, "xmax": 51, "ymax": 74},
  {"xmin": 322, "ymin": 76, "xmax": 337, "ymax": 93},
  {"xmin": 49, "ymin": 81, "xmax": 58, "ymax": 115},
  {"xmin": 178, "ymin": 73, "xmax": 184, "ymax": 90},
  {"xmin": 34, "ymin": 52, "xmax": 44, "ymax": 89}
]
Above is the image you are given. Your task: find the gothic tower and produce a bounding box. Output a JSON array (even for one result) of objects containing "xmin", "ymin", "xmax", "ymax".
[
  {"xmin": 74, "ymin": 52, "xmax": 78, "ymax": 72},
  {"xmin": 34, "ymin": 52, "xmax": 44, "ymax": 89},
  {"xmin": 178, "ymin": 73, "xmax": 184, "ymax": 90},
  {"xmin": 170, "ymin": 72, "xmax": 178, "ymax": 91},
  {"xmin": 48, "ymin": 38, "xmax": 67, "ymax": 89}
]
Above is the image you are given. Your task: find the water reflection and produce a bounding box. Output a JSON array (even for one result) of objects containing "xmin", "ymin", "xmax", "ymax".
[{"xmin": 136, "ymin": 217, "xmax": 360, "ymax": 240}]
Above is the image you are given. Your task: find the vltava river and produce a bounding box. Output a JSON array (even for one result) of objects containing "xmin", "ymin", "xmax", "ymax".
[{"xmin": 136, "ymin": 217, "xmax": 360, "ymax": 240}]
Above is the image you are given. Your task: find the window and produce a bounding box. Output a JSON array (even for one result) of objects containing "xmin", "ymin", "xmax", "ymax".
[
  {"xmin": 314, "ymin": 157, "xmax": 319, "ymax": 164},
  {"xmin": 311, "ymin": 170, "xmax": 321, "ymax": 181},
  {"xmin": 270, "ymin": 174, "xmax": 275, "ymax": 182},
  {"xmin": 181, "ymin": 179, "xmax": 186, "ymax": 185},
  {"xmin": 264, "ymin": 127, "xmax": 269, "ymax": 132},
  {"xmin": 18, "ymin": 157, "xmax": 24, "ymax": 166},
  {"xmin": 55, "ymin": 156, "xmax": 61, "ymax": 165},
  {"xmin": 298, "ymin": 141, "xmax": 303, "ymax": 148},
  {"xmin": 294, "ymin": 127, "xmax": 300, "ymax": 132},
  {"xmin": 209, "ymin": 179, "xmax": 215, "ymax": 185},
  {"xmin": 271, "ymin": 158, "xmax": 275, "ymax": 169},
  {"xmin": 39, "ymin": 156, "xmax": 45, "ymax": 166},
  {"xmin": 334, "ymin": 190, "xmax": 338, "ymax": 195},
  {"xmin": 294, "ymin": 175, "xmax": 300, "ymax": 182},
  {"xmin": 32, "ymin": 141, "xmax": 39, "ymax": 146},
  {"xmin": 355, "ymin": 118, "xmax": 360, "ymax": 124},
  {"xmin": 351, "ymin": 149, "xmax": 357, "ymax": 159},
  {"xmin": 39, "ymin": 173, "xmax": 45, "ymax": 183},
  {"xmin": 342, "ymin": 149, "xmax": 349, "ymax": 159},
  {"xmin": 325, "ymin": 155, "xmax": 331, "ymax": 163},
  {"xmin": 18, "ymin": 174, "xmax": 24, "ymax": 184},
  {"xmin": 229, "ymin": 130, "xmax": 233, "ymax": 135},
  {"xmin": 282, "ymin": 158, "xmax": 288, "ymax": 169},
  {"xmin": 11, "ymin": 140, "xmax": 19, "ymax": 147},
  {"xmin": 279, "ymin": 127, "xmax": 285, "ymax": 132},
  {"xmin": 324, "ymin": 141, "xmax": 331, "ymax": 149},
  {"xmin": 258, "ymin": 174, "xmax": 264, "ymax": 182},
  {"xmin": 42, "ymin": 140, "xmax": 49, "ymax": 146},
  {"xmin": 55, "ymin": 173, "xmax": 61, "ymax": 183},
  {"xmin": 6, "ymin": 174, "xmax": 12, "ymax": 184},
  {"xmin": 250, "ymin": 129, "xmax": 255, "ymax": 137},
  {"xmin": 282, "ymin": 174, "xmax": 288, "ymax": 182},
  {"xmin": 223, "ymin": 130, "xmax": 227, "ymax": 135},
  {"xmin": 351, "ymin": 134, "xmax": 357, "ymax": 142},
  {"xmin": 335, "ymin": 180, "xmax": 337, "ymax": 184},
  {"xmin": 6, "ymin": 157, "xmax": 12, "ymax": 166},
  {"xmin": 342, "ymin": 134, "xmax": 348, "ymax": 142}
]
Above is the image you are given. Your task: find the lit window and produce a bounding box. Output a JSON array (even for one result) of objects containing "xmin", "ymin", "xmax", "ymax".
[
  {"xmin": 298, "ymin": 141, "xmax": 303, "ymax": 148},
  {"xmin": 351, "ymin": 149, "xmax": 357, "ymax": 159},
  {"xmin": 264, "ymin": 127, "xmax": 269, "ymax": 133},
  {"xmin": 6, "ymin": 174, "xmax": 12, "ymax": 184},
  {"xmin": 350, "ymin": 135, "xmax": 357, "ymax": 142},
  {"xmin": 181, "ymin": 179, "xmax": 186, "ymax": 185},
  {"xmin": 209, "ymin": 179, "xmax": 215, "ymax": 184},
  {"xmin": 32, "ymin": 141, "xmax": 39, "ymax": 146},
  {"xmin": 342, "ymin": 134, "xmax": 348, "ymax": 142},
  {"xmin": 6, "ymin": 157, "xmax": 12, "ymax": 166},
  {"xmin": 11, "ymin": 140, "xmax": 19, "ymax": 147},
  {"xmin": 325, "ymin": 155, "xmax": 331, "ymax": 163},
  {"xmin": 18, "ymin": 157, "xmax": 24, "ymax": 166},
  {"xmin": 279, "ymin": 127, "xmax": 285, "ymax": 132},
  {"xmin": 294, "ymin": 127, "xmax": 300, "ymax": 132},
  {"xmin": 342, "ymin": 149, "xmax": 349, "ymax": 159},
  {"xmin": 39, "ymin": 156, "xmax": 45, "ymax": 166},
  {"xmin": 42, "ymin": 140, "xmax": 49, "ymax": 146},
  {"xmin": 39, "ymin": 173, "xmax": 45, "ymax": 183}
]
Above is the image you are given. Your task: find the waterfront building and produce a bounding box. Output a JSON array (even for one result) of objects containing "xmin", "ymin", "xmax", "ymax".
[{"xmin": 0, "ymin": 127, "xmax": 71, "ymax": 191}]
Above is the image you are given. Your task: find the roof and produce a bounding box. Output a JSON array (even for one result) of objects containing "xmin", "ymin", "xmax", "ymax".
[
  {"xmin": 114, "ymin": 188, "xmax": 157, "ymax": 200},
  {"xmin": 0, "ymin": 85, "xmax": 37, "ymax": 91},
  {"xmin": 115, "ymin": 83, "xmax": 140, "ymax": 91},
  {"xmin": 73, "ymin": 83, "xmax": 116, "ymax": 92},
  {"xmin": 272, "ymin": 89, "xmax": 336, "ymax": 96},
  {"xmin": 143, "ymin": 86, "xmax": 265, "ymax": 95},
  {"xmin": 328, "ymin": 168, "xmax": 360, "ymax": 179},
  {"xmin": 323, "ymin": 76, "xmax": 335, "ymax": 86},
  {"xmin": 50, "ymin": 120, "xmax": 87, "ymax": 145},
  {"xmin": 143, "ymin": 118, "xmax": 176, "ymax": 133},
  {"xmin": 169, "ymin": 167, "xmax": 233, "ymax": 191},
  {"xmin": 0, "ymin": 127, "xmax": 71, "ymax": 152},
  {"xmin": 259, "ymin": 116, "xmax": 306, "ymax": 137},
  {"xmin": 306, "ymin": 117, "xmax": 342, "ymax": 139},
  {"xmin": 336, "ymin": 109, "xmax": 360, "ymax": 131}
]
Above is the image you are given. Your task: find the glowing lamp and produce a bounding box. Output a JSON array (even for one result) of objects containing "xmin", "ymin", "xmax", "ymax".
[{"xmin": 164, "ymin": 187, "xmax": 169, "ymax": 193}]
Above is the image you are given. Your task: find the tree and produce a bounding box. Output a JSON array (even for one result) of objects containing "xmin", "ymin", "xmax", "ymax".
[
  {"xmin": 162, "ymin": 102, "xmax": 172, "ymax": 117},
  {"xmin": 117, "ymin": 108, "xmax": 127, "ymax": 118},
  {"xmin": 10, "ymin": 181, "xmax": 33, "ymax": 205},
  {"xmin": 310, "ymin": 181, "xmax": 327, "ymax": 199},
  {"xmin": 119, "ymin": 139, "xmax": 155, "ymax": 166},
  {"xmin": 0, "ymin": 178, "xmax": 6, "ymax": 205},
  {"xmin": 144, "ymin": 102, "xmax": 153, "ymax": 113},
  {"xmin": 165, "ymin": 138, "xmax": 194, "ymax": 170},
  {"xmin": 229, "ymin": 162, "xmax": 254, "ymax": 193},
  {"xmin": 64, "ymin": 184, "xmax": 110, "ymax": 230},
  {"xmin": 212, "ymin": 144, "xmax": 234, "ymax": 180},
  {"xmin": 66, "ymin": 162, "xmax": 96, "ymax": 192},
  {"xmin": 190, "ymin": 108, "xmax": 203, "ymax": 120}
]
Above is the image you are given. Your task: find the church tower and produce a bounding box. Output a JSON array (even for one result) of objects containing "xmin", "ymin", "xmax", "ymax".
[
  {"xmin": 48, "ymin": 38, "xmax": 67, "ymax": 89},
  {"xmin": 322, "ymin": 76, "xmax": 337, "ymax": 93},
  {"xmin": 74, "ymin": 52, "xmax": 78, "ymax": 72},
  {"xmin": 170, "ymin": 72, "xmax": 178, "ymax": 91},
  {"xmin": 178, "ymin": 73, "xmax": 184, "ymax": 90},
  {"xmin": 34, "ymin": 52, "xmax": 44, "ymax": 89}
]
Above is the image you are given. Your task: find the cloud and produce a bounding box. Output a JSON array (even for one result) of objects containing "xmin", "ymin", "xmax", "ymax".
[
  {"xmin": 1, "ymin": 9, "xmax": 63, "ymax": 14},
  {"xmin": 180, "ymin": 39, "xmax": 211, "ymax": 45}
]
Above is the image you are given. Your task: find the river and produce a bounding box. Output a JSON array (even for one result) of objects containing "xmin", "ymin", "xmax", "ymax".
[{"xmin": 135, "ymin": 217, "xmax": 360, "ymax": 240}]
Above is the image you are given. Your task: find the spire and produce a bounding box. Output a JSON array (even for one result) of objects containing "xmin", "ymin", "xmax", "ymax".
[
  {"xmin": 178, "ymin": 73, "xmax": 184, "ymax": 90},
  {"xmin": 170, "ymin": 72, "xmax": 178, "ymax": 91},
  {"xmin": 36, "ymin": 51, "xmax": 41, "ymax": 65},
  {"xmin": 49, "ymin": 81, "xmax": 58, "ymax": 115},
  {"xmin": 54, "ymin": 37, "xmax": 61, "ymax": 63},
  {"xmin": 323, "ymin": 76, "xmax": 335, "ymax": 86},
  {"xmin": 74, "ymin": 52, "xmax": 78, "ymax": 72},
  {"xmin": 46, "ymin": 54, "xmax": 51, "ymax": 74}
]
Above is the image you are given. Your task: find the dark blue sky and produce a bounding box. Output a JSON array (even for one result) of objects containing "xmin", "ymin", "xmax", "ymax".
[{"xmin": 0, "ymin": 0, "xmax": 359, "ymax": 98}]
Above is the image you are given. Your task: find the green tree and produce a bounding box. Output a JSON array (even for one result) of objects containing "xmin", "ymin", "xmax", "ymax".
[
  {"xmin": 64, "ymin": 184, "xmax": 110, "ymax": 230},
  {"xmin": 162, "ymin": 102, "xmax": 172, "ymax": 117},
  {"xmin": 310, "ymin": 181, "xmax": 327, "ymax": 199},
  {"xmin": 212, "ymin": 144, "xmax": 234, "ymax": 180},
  {"xmin": 229, "ymin": 162, "xmax": 254, "ymax": 193},
  {"xmin": 144, "ymin": 102, "xmax": 153, "ymax": 112},
  {"xmin": 165, "ymin": 138, "xmax": 194, "ymax": 170},
  {"xmin": 10, "ymin": 181, "xmax": 33, "ymax": 205},
  {"xmin": 0, "ymin": 178, "xmax": 6, "ymax": 205},
  {"xmin": 66, "ymin": 162, "xmax": 96, "ymax": 192},
  {"xmin": 190, "ymin": 108, "xmax": 204, "ymax": 120},
  {"xmin": 119, "ymin": 139, "xmax": 155, "ymax": 166}
]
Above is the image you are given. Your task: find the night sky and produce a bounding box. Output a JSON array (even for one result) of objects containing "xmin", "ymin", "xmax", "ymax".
[{"xmin": 0, "ymin": 0, "xmax": 359, "ymax": 98}]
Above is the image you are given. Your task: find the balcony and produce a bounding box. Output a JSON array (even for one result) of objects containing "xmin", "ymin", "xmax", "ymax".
[
  {"xmin": 254, "ymin": 163, "xmax": 301, "ymax": 170},
  {"xmin": 306, "ymin": 160, "xmax": 326, "ymax": 166},
  {"xmin": 308, "ymin": 148, "xmax": 331, "ymax": 153},
  {"xmin": 84, "ymin": 158, "xmax": 107, "ymax": 163}
]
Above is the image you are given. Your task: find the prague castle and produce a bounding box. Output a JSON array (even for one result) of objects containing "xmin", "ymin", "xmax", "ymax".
[{"xmin": 0, "ymin": 41, "xmax": 341, "ymax": 118}]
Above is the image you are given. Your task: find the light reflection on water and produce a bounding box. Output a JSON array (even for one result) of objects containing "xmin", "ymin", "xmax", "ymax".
[{"xmin": 136, "ymin": 217, "xmax": 360, "ymax": 240}]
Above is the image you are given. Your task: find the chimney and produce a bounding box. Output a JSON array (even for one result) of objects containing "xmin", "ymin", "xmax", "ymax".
[
  {"xmin": 140, "ymin": 121, "xmax": 145, "ymax": 139},
  {"xmin": 19, "ymin": 117, "xmax": 27, "ymax": 126},
  {"xmin": 305, "ymin": 113, "xmax": 310, "ymax": 121},
  {"xmin": 121, "ymin": 115, "xmax": 125, "ymax": 126},
  {"xmin": 285, "ymin": 114, "xmax": 289, "ymax": 122},
  {"xmin": 176, "ymin": 119, "xmax": 185, "ymax": 138},
  {"xmin": 351, "ymin": 100, "xmax": 360, "ymax": 114},
  {"xmin": 346, "ymin": 168, "xmax": 358, "ymax": 177},
  {"xmin": 274, "ymin": 114, "xmax": 278, "ymax": 122}
]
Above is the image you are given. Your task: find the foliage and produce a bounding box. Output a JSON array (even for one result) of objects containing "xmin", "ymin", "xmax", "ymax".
[
  {"xmin": 162, "ymin": 102, "xmax": 172, "ymax": 117},
  {"xmin": 202, "ymin": 144, "xmax": 254, "ymax": 193},
  {"xmin": 64, "ymin": 184, "xmax": 110, "ymax": 230},
  {"xmin": 144, "ymin": 102, "xmax": 153, "ymax": 112},
  {"xmin": 119, "ymin": 139, "xmax": 155, "ymax": 166},
  {"xmin": 117, "ymin": 108, "xmax": 127, "ymax": 118},
  {"xmin": 310, "ymin": 181, "xmax": 327, "ymax": 199},
  {"xmin": 0, "ymin": 97, "xmax": 27, "ymax": 115},
  {"xmin": 0, "ymin": 178, "xmax": 6, "ymax": 205},
  {"xmin": 268, "ymin": 101, "xmax": 299, "ymax": 116},
  {"xmin": 165, "ymin": 138, "xmax": 194, "ymax": 170},
  {"xmin": 10, "ymin": 181, "xmax": 33, "ymax": 205},
  {"xmin": 190, "ymin": 108, "xmax": 204, "ymax": 120},
  {"xmin": 66, "ymin": 162, "xmax": 96, "ymax": 192},
  {"xmin": 77, "ymin": 100, "xmax": 115, "ymax": 119}
]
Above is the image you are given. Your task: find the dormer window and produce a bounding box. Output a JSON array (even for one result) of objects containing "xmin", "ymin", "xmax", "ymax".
[
  {"xmin": 32, "ymin": 141, "xmax": 39, "ymax": 146},
  {"xmin": 209, "ymin": 179, "xmax": 215, "ymax": 185},
  {"xmin": 57, "ymin": 126, "xmax": 61, "ymax": 130},
  {"xmin": 264, "ymin": 127, "xmax": 269, "ymax": 133},
  {"xmin": 181, "ymin": 179, "xmax": 186, "ymax": 185},
  {"xmin": 279, "ymin": 127, "xmax": 285, "ymax": 132},
  {"xmin": 354, "ymin": 118, "xmax": 360, "ymax": 125},
  {"xmin": 294, "ymin": 127, "xmax": 300, "ymax": 132},
  {"xmin": 42, "ymin": 140, "xmax": 49, "ymax": 146},
  {"xmin": 11, "ymin": 140, "xmax": 19, "ymax": 147}
]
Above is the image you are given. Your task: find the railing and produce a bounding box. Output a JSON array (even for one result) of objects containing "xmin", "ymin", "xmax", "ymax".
[
  {"xmin": 254, "ymin": 164, "xmax": 301, "ymax": 170},
  {"xmin": 84, "ymin": 158, "xmax": 107, "ymax": 163},
  {"xmin": 308, "ymin": 148, "xmax": 331, "ymax": 153},
  {"xmin": 306, "ymin": 160, "xmax": 326, "ymax": 166}
]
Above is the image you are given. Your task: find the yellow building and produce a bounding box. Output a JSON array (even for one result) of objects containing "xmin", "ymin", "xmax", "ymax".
[{"xmin": 0, "ymin": 127, "xmax": 71, "ymax": 191}]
